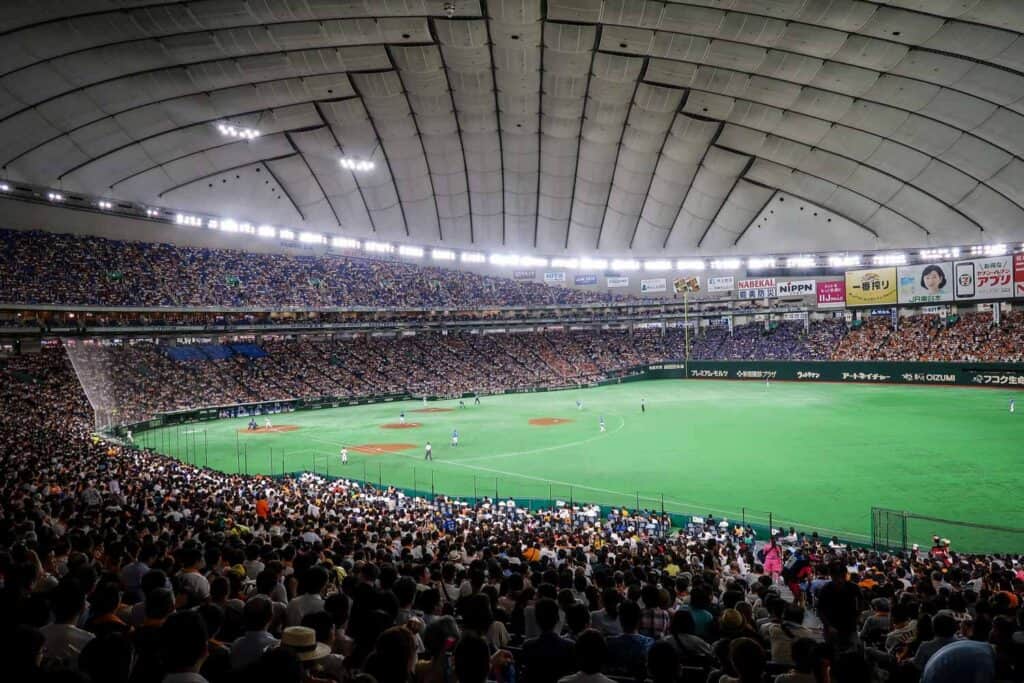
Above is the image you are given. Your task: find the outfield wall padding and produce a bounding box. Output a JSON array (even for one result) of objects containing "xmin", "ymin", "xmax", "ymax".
[{"xmin": 644, "ymin": 361, "xmax": 1024, "ymax": 388}]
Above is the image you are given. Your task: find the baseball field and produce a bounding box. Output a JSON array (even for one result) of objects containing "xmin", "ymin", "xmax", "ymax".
[{"xmin": 139, "ymin": 379, "xmax": 1023, "ymax": 553}]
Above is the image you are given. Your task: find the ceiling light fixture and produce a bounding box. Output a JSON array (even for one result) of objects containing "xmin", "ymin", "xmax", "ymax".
[
  {"xmin": 747, "ymin": 257, "xmax": 775, "ymax": 270},
  {"xmin": 217, "ymin": 123, "xmax": 260, "ymax": 140},
  {"xmin": 339, "ymin": 157, "xmax": 375, "ymax": 172}
]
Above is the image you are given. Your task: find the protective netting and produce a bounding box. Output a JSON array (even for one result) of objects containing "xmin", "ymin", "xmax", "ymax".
[
  {"xmin": 63, "ymin": 338, "xmax": 146, "ymax": 431},
  {"xmin": 873, "ymin": 507, "xmax": 1024, "ymax": 555}
]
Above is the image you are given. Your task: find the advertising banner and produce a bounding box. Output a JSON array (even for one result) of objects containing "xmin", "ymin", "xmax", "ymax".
[
  {"xmin": 544, "ymin": 272, "xmax": 566, "ymax": 283},
  {"xmin": 673, "ymin": 276, "xmax": 700, "ymax": 293},
  {"xmin": 640, "ymin": 278, "xmax": 667, "ymax": 293},
  {"xmin": 817, "ymin": 280, "xmax": 845, "ymax": 307},
  {"xmin": 574, "ymin": 274, "xmax": 598, "ymax": 286},
  {"xmin": 776, "ymin": 279, "xmax": 816, "ymax": 297},
  {"xmin": 953, "ymin": 257, "xmax": 1013, "ymax": 300},
  {"xmin": 845, "ymin": 268, "xmax": 897, "ymax": 306},
  {"xmin": 1014, "ymin": 254, "xmax": 1024, "ymax": 298},
  {"xmin": 897, "ymin": 262, "xmax": 954, "ymax": 304},
  {"xmin": 606, "ymin": 276, "xmax": 630, "ymax": 288},
  {"xmin": 513, "ymin": 270, "xmax": 535, "ymax": 280},
  {"xmin": 736, "ymin": 277, "xmax": 776, "ymax": 300},
  {"xmin": 707, "ymin": 276, "xmax": 735, "ymax": 292}
]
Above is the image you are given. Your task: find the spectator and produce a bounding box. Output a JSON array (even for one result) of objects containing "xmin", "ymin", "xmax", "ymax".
[
  {"xmin": 521, "ymin": 598, "xmax": 575, "ymax": 683},
  {"xmin": 558, "ymin": 629, "xmax": 615, "ymax": 683}
]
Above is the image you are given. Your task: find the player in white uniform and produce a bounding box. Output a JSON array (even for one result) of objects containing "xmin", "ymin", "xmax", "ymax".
[
  {"xmin": 451, "ymin": 429, "xmax": 459, "ymax": 447},
  {"xmin": 340, "ymin": 446, "xmax": 348, "ymax": 466},
  {"xmin": 424, "ymin": 441, "xmax": 433, "ymax": 460},
  {"xmin": 125, "ymin": 429, "xmax": 133, "ymax": 444},
  {"xmin": 422, "ymin": 396, "xmax": 428, "ymax": 407},
  {"xmin": 1011, "ymin": 398, "xmax": 1016, "ymax": 413},
  {"xmin": 264, "ymin": 416, "xmax": 272, "ymax": 429},
  {"xmin": 400, "ymin": 411, "xmax": 406, "ymax": 424},
  {"xmin": 599, "ymin": 416, "xmax": 606, "ymax": 433},
  {"xmin": 576, "ymin": 399, "xmax": 583, "ymax": 411}
]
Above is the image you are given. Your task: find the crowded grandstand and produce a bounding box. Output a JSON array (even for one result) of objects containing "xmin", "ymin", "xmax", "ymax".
[{"xmin": 3, "ymin": 2, "xmax": 1024, "ymax": 682}]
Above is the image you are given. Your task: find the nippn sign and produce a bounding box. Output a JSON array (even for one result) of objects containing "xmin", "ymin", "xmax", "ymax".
[{"xmin": 776, "ymin": 280, "xmax": 816, "ymax": 297}]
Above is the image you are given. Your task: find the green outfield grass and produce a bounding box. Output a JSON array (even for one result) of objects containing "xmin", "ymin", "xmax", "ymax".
[{"xmin": 139, "ymin": 380, "xmax": 1024, "ymax": 553}]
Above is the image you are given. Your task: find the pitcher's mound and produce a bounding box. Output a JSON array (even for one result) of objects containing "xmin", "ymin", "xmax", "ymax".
[
  {"xmin": 529, "ymin": 417, "xmax": 573, "ymax": 426},
  {"xmin": 412, "ymin": 407, "xmax": 455, "ymax": 413},
  {"xmin": 238, "ymin": 425, "xmax": 300, "ymax": 434},
  {"xmin": 380, "ymin": 422, "xmax": 422, "ymax": 429},
  {"xmin": 350, "ymin": 443, "xmax": 416, "ymax": 455}
]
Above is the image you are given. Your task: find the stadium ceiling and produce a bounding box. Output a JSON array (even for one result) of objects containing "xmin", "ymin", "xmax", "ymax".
[{"xmin": 2, "ymin": 1, "xmax": 1024, "ymax": 258}]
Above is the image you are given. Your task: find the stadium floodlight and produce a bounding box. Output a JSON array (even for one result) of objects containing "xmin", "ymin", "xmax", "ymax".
[
  {"xmin": 398, "ymin": 245, "xmax": 424, "ymax": 258},
  {"xmin": 710, "ymin": 258, "xmax": 742, "ymax": 270},
  {"xmin": 786, "ymin": 255, "xmax": 816, "ymax": 269},
  {"xmin": 175, "ymin": 213, "xmax": 202, "ymax": 226},
  {"xmin": 460, "ymin": 251, "xmax": 486, "ymax": 263},
  {"xmin": 920, "ymin": 248, "xmax": 959, "ymax": 260},
  {"xmin": 873, "ymin": 252, "xmax": 906, "ymax": 266},
  {"xmin": 47, "ymin": 191, "xmax": 64, "ymax": 202},
  {"xmin": 610, "ymin": 259, "xmax": 640, "ymax": 271},
  {"xmin": 747, "ymin": 257, "xmax": 775, "ymax": 270},
  {"xmin": 551, "ymin": 257, "xmax": 579, "ymax": 269},
  {"xmin": 520, "ymin": 255, "xmax": 549, "ymax": 267},
  {"xmin": 644, "ymin": 259, "xmax": 672, "ymax": 271},
  {"xmin": 278, "ymin": 229, "xmax": 295, "ymax": 240},
  {"xmin": 364, "ymin": 240, "xmax": 393, "ymax": 253},
  {"xmin": 217, "ymin": 123, "xmax": 260, "ymax": 140},
  {"xmin": 257, "ymin": 225, "xmax": 277, "ymax": 238},
  {"xmin": 828, "ymin": 255, "xmax": 861, "ymax": 268},
  {"xmin": 207, "ymin": 219, "xmax": 219, "ymax": 229},
  {"xmin": 97, "ymin": 200, "xmax": 113, "ymax": 210},
  {"xmin": 339, "ymin": 157, "xmax": 375, "ymax": 172},
  {"xmin": 489, "ymin": 253, "xmax": 521, "ymax": 266},
  {"xmin": 983, "ymin": 244, "xmax": 1007, "ymax": 256},
  {"xmin": 676, "ymin": 259, "xmax": 705, "ymax": 271},
  {"xmin": 432, "ymin": 249, "xmax": 456, "ymax": 261},
  {"xmin": 238, "ymin": 222, "xmax": 254, "ymax": 234},
  {"xmin": 220, "ymin": 219, "xmax": 239, "ymax": 232},
  {"xmin": 299, "ymin": 231, "xmax": 324, "ymax": 244},
  {"xmin": 580, "ymin": 257, "xmax": 608, "ymax": 270},
  {"xmin": 331, "ymin": 236, "xmax": 359, "ymax": 249},
  {"xmin": 0, "ymin": 183, "xmax": 9, "ymax": 191},
  {"xmin": 145, "ymin": 208, "xmax": 159, "ymax": 217}
]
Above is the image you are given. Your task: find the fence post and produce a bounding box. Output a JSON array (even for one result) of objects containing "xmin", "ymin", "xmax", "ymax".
[
  {"xmin": 431, "ymin": 471, "xmax": 435, "ymax": 501},
  {"xmin": 473, "ymin": 477, "xmax": 477, "ymax": 504},
  {"xmin": 243, "ymin": 444, "xmax": 248, "ymax": 475},
  {"xmin": 636, "ymin": 491, "xmax": 640, "ymax": 511},
  {"xmin": 413, "ymin": 467, "xmax": 417, "ymax": 495},
  {"xmin": 378, "ymin": 463, "xmax": 382, "ymax": 490},
  {"xmin": 742, "ymin": 507, "xmax": 746, "ymax": 528}
]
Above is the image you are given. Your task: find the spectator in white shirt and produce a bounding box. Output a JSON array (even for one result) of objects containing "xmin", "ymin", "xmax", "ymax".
[
  {"xmin": 40, "ymin": 580, "xmax": 94, "ymax": 670},
  {"xmin": 286, "ymin": 566, "xmax": 328, "ymax": 627}
]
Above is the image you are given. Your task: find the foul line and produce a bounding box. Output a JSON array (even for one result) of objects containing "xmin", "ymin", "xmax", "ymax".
[{"xmin": 234, "ymin": 419, "xmax": 872, "ymax": 539}]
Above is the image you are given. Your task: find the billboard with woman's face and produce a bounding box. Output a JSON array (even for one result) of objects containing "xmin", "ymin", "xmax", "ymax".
[{"xmin": 897, "ymin": 263, "xmax": 953, "ymax": 304}]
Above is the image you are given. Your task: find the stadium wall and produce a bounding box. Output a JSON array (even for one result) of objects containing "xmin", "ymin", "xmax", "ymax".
[{"xmin": 646, "ymin": 361, "xmax": 1024, "ymax": 388}]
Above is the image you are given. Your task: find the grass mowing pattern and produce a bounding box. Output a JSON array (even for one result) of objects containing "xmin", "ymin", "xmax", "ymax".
[{"xmin": 141, "ymin": 379, "xmax": 1023, "ymax": 552}]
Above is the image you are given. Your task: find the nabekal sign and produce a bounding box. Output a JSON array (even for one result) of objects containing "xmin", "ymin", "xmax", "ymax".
[{"xmin": 736, "ymin": 277, "xmax": 776, "ymax": 300}]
